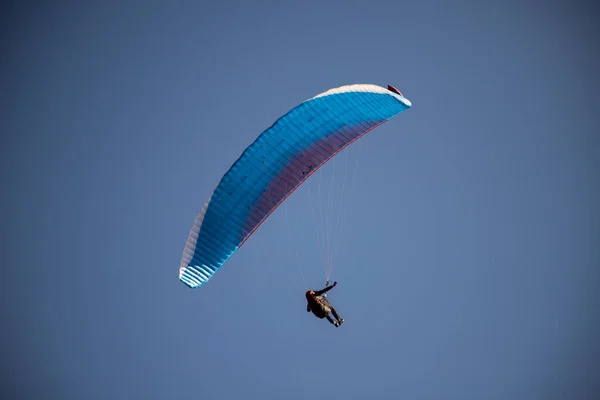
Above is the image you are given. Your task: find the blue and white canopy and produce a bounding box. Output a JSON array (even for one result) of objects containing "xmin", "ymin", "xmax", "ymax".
[{"xmin": 180, "ymin": 84, "xmax": 412, "ymax": 288}]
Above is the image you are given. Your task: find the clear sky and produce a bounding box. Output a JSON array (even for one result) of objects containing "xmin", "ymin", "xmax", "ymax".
[{"xmin": 3, "ymin": 1, "xmax": 599, "ymax": 399}]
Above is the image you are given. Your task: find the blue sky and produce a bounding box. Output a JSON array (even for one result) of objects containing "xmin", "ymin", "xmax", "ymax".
[{"xmin": 3, "ymin": 1, "xmax": 599, "ymax": 399}]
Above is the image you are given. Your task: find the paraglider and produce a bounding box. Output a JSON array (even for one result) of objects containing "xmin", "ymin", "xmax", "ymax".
[
  {"xmin": 306, "ymin": 281, "xmax": 344, "ymax": 327},
  {"xmin": 179, "ymin": 83, "xmax": 412, "ymax": 289}
]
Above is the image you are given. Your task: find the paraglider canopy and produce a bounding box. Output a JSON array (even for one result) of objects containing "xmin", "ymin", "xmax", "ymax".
[{"xmin": 179, "ymin": 84, "xmax": 412, "ymax": 288}]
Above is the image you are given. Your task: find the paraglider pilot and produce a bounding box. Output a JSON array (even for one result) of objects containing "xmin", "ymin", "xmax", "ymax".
[{"xmin": 306, "ymin": 282, "xmax": 344, "ymax": 327}]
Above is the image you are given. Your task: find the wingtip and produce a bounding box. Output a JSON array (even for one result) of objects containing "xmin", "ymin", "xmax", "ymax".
[{"xmin": 387, "ymin": 84, "xmax": 411, "ymax": 107}]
